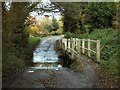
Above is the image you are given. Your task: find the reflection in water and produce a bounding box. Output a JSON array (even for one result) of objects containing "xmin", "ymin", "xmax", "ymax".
[
  {"xmin": 32, "ymin": 36, "xmax": 64, "ymax": 70},
  {"xmin": 31, "ymin": 63, "xmax": 63, "ymax": 70}
]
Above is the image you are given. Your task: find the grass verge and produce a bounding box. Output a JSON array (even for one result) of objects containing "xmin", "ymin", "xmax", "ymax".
[
  {"xmin": 28, "ymin": 37, "xmax": 41, "ymax": 46},
  {"xmin": 2, "ymin": 36, "xmax": 41, "ymax": 85},
  {"xmin": 64, "ymin": 28, "xmax": 119, "ymax": 76}
]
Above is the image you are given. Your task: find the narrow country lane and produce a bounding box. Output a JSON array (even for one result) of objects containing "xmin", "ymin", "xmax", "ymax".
[{"xmin": 9, "ymin": 36, "xmax": 100, "ymax": 88}]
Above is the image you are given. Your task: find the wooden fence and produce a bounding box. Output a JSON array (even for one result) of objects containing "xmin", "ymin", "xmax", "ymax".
[{"xmin": 62, "ymin": 38, "xmax": 100, "ymax": 62}]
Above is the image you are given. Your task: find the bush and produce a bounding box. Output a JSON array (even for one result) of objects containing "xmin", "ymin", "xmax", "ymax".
[
  {"xmin": 3, "ymin": 36, "xmax": 41, "ymax": 79},
  {"xmin": 2, "ymin": 52, "xmax": 25, "ymax": 77},
  {"xmin": 85, "ymin": 3, "xmax": 116, "ymax": 28},
  {"xmin": 64, "ymin": 32, "xmax": 78, "ymax": 39},
  {"xmin": 65, "ymin": 28, "xmax": 118, "ymax": 76},
  {"xmin": 81, "ymin": 28, "xmax": 118, "ymax": 75},
  {"xmin": 84, "ymin": 24, "xmax": 92, "ymax": 34}
]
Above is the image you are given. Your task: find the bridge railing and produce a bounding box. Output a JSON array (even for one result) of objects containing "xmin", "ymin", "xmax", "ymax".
[{"xmin": 62, "ymin": 38, "xmax": 100, "ymax": 62}]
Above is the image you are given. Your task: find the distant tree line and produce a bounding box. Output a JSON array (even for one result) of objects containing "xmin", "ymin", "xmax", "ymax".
[{"xmin": 55, "ymin": 2, "xmax": 116, "ymax": 34}]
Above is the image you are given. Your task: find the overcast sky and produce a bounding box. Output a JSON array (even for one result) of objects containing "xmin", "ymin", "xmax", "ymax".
[
  {"xmin": 5, "ymin": 0, "xmax": 62, "ymax": 20},
  {"xmin": 30, "ymin": 0, "xmax": 62, "ymax": 20}
]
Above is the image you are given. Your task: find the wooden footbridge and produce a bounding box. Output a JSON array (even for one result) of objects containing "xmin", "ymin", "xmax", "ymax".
[{"xmin": 62, "ymin": 38, "xmax": 100, "ymax": 62}]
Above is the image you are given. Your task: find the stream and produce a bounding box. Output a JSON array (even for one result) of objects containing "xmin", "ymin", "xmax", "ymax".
[{"xmin": 31, "ymin": 35, "xmax": 64, "ymax": 70}]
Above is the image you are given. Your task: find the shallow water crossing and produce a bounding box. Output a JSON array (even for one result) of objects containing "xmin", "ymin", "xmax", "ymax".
[{"xmin": 31, "ymin": 36, "xmax": 64, "ymax": 70}]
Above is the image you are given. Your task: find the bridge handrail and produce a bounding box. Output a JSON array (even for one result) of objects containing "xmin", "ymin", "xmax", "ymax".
[{"xmin": 62, "ymin": 38, "xmax": 100, "ymax": 62}]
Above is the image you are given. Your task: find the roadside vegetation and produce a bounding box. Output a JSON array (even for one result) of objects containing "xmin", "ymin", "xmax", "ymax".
[
  {"xmin": 61, "ymin": 3, "xmax": 119, "ymax": 87},
  {"xmin": 80, "ymin": 28, "xmax": 118, "ymax": 75},
  {"xmin": 2, "ymin": 2, "xmax": 40, "ymax": 81},
  {"xmin": 28, "ymin": 37, "xmax": 41, "ymax": 46},
  {"xmin": 3, "ymin": 36, "xmax": 41, "ymax": 80},
  {"xmin": 64, "ymin": 28, "xmax": 118, "ymax": 76},
  {"xmin": 60, "ymin": 2, "xmax": 119, "ymax": 80}
]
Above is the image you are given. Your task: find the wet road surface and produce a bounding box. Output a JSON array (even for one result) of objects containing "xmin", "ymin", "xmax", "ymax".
[{"xmin": 9, "ymin": 36, "xmax": 100, "ymax": 88}]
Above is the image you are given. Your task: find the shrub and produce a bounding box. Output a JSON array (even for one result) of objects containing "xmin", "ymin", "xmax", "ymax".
[
  {"xmin": 65, "ymin": 28, "xmax": 118, "ymax": 76},
  {"xmin": 2, "ymin": 52, "xmax": 25, "ymax": 77}
]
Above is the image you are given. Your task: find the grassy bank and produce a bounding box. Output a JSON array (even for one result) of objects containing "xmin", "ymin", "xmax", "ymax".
[
  {"xmin": 28, "ymin": 37, "xmax": 41, "ymax": 46},
  {"xmin": 64, "ymin": 28, "xmax": 118, "ymax": 76},
  {"xmin": 2, "ymin": 36, "xmax": 41, "ymax": 83}
]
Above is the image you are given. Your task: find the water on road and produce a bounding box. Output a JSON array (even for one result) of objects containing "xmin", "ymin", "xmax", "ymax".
[
  {"xmin": 7, "ymin": 36, "xmax": 101, "ymax": 88},
  {"xmin": 31, "ymin": 35, "xmax": 64, "ymax": 70}
]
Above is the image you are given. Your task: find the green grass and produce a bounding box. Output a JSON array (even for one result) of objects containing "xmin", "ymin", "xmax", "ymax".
[
  {"xmin": 28, "ymin": 36, "xmax": 55, "ymax": 46},
  {"xmin": 28, "ymin": 37, "xmax": 41, "ymax": 46},
  {"xmin": 64, "ymin": 28, "xmax": 119, "ymax": 76},
  {"xmin": 78, "ymin": 28, "xmax": 118, "ymax": 75}
]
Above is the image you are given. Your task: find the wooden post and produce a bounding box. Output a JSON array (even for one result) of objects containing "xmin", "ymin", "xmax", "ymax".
[
  {"xmin": 75, "ymin": 38, "xmax": 78, "ymax": 50},
  {"xmin": 68, "ymin": 39, "xmax": 70, "ymax": 52},
  {"xmin": 77, "ymin": 39, "xmax": 80, "ymax": 54},
  {"xmin": 96, "ymin": 40, "xmax": 100, "ymax": 62},
  {"xmin": 88, "ymin": 39, "xmax": 91, "ymax": 57},
  {"xmin": 62, "ymin": 39, "xmax": 67, "ymax": 50},
  {"xmin": 76, "ymin": 39, "xmax": 80, "ymax": 60},
  {"xmin": 75, "ymin": 38, "xmax": 78, "ymax": 51},
  {"xmin": 82, "ymin": 39, "xmax": 85, "ymax": 54},
  {"xmin": 73, "ymin": 38, "xmax": 76, "ymax": 50},
  {"xmin": 71, "ymin": 38, "xmax": 74, "ymax": 59},
  {"xmin": 70, "ymin": 38, "xmax": 71, "ymax": 48},
  {"xmin": 65, "ymin": 39, "xmax": 67, "ymax": 50},
  {"xmin": 79, "ymin": 39, "xmax": 81, "ymax": 53}
]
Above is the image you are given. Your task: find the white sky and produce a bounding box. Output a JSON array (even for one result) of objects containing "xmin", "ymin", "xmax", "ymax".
[
  {"xmin": 30, "ymin": 11, "xmax": 62, "ymax": 20},
  {"xmin": 30, "ymin": 0, "xmax": 62, "ymax": 20},
  {"xmin": 5, "ymin": 0, "xmax": 62, "ymax": 20}
]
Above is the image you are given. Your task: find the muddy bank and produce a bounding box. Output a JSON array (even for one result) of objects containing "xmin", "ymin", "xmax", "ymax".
[
  {"xmin": 55, "ymin": 39, "xmax": 84, "ymax": 71},
  {"xmin": 54, "ymin": 39, "xmax": 72, "ymax": 68}
]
